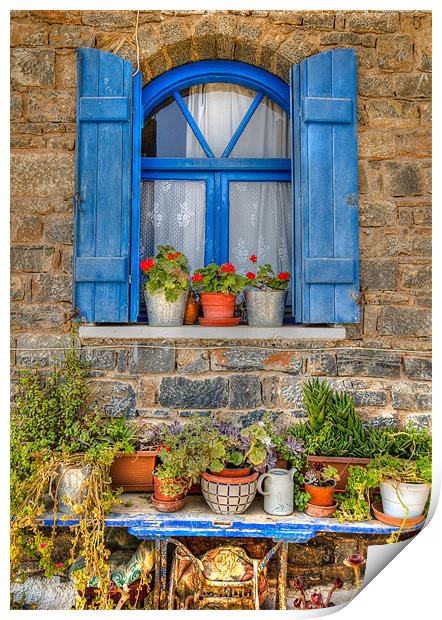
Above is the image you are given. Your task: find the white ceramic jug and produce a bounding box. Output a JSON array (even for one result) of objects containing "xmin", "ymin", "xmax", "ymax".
[{"xmin": 257, "ymin": 468, "xmax": 296, "ymax": 516}]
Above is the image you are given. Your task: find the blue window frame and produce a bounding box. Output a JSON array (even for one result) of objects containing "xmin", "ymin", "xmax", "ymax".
[
  {"xmin": 135, "ymin": 60, "xmax": 292, "ymax": 321},
  {"xmin": 73, "ymin": 48, "xmax": 360, "ymax": 325}
]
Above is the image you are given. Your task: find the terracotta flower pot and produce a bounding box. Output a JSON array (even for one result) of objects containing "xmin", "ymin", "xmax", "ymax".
[
  {"xmin": 214, "ymin": 465, "xmax": 252, "ymax": 478},
  {"xmin": 153, "ymin": 474, "xmax": 185, "ymax": 502},
  {"xmin": 304, "ymin": 481, "xmax": 336, "ymax": 507},
  {"xmin": 200, "ymin": 292, "xmax": 236, "ymax": 320},
  {"xmin": 307, "ymin": 456, "xmax": 372, "ymax": 492},
  {"xmin": 305, "ymin": 502, "xmax": 337, "ymax": 518},
  {"xmin": 110, "ymin": 450, "xmax": 158, "ymax": 492}
]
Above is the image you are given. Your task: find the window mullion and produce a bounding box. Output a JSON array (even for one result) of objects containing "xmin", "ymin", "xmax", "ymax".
[
  {"xmin": 221, "ymin": 91, "xmax": 264, "ymax": 158},
  {"xmin": 172, "ymin": 89, "xmax": 215, "ymax": 158}
]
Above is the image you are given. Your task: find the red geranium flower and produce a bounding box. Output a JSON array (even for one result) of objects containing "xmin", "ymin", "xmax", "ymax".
[
  {"xmin": 192, "ymin": 273, "xmax": 204, "ymax": 283},
  {"xmin": 140, "ymin": 258, "xmax": 155, "ymax": 272},
  {"xmin": 167, "ymin": 253, "xmax": 176, "ymax": 261},
  {"xmin": 57, "ymin": 562, "xmax": 63, "ymax": 568},
  {"xmin": 250, "ymin": 255, "xmax": 257, "ymax": 263},
  {"xmin": 246, "ymin": 272, "xmax": 256, "ymax": 280},
  {"xmin": 221, "ymin": 262, "xmax": 236, "ymax": 273},
  {"xmin": 277, "ymin": 272, "xmax": 290, "ymax": 281},
  {"xmin": 40, "ymin": 543, "xmax": 47, "ymax": 549},
  {"xmin": 26, "ymin": 537, "xmax": 33, "ymax": 543}
]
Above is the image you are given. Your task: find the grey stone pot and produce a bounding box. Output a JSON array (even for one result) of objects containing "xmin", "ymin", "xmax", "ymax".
[
  {"xmin": 144, "ymin": 290, "xmax": 188, "ymax": 326},
  {"xmin": 57, "ymin": 464, "xmax": 92, "ymax": 513},
  {"xmin": 245, "ymin": 288, "xmax": 287, "ymax": 327}
]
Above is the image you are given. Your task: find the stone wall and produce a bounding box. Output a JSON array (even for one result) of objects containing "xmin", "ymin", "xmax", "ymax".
[
  {"xmin": 10, "ymin": 9, "xmax": 432, "ymax": 426},
  {"xmin": 10, "ymin": 9, "xmax": 431, "ymax": 605}
]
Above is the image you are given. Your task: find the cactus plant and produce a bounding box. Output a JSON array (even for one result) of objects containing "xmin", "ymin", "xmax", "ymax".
[
  {"xmin": 303, "ymin": 378, "xmax": 333, "ymax": 432},
  {"xmin": 328, "ymin": 392, "xmax": 365, "ymax": 442}
]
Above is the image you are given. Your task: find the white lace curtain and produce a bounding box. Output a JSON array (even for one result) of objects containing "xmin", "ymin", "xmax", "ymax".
[{"xmin": 140, "ymin": 83, "xmax": 292, "ymax": 277}]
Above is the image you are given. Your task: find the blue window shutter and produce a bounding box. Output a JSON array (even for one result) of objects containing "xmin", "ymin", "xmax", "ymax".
[
  {"xmin": 129, "ymin": 71, "xmax": 143, "ymax": 322},
  {"xmin": 74, "ymin": 47, "xmax": 136, "ymax": 322},
  {"xmin": 291, "ymin": 49, "xmax": 360, "ymax": 324}
]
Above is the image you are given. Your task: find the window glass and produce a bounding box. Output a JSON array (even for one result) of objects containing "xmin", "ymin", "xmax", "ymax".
[
  {"xmin": 140, "ymin": 180, "xmax": 206, "ymax": 274},
  {"xmin": 229, "ymin": 181, "xmax": 292, "ymax": 276}
]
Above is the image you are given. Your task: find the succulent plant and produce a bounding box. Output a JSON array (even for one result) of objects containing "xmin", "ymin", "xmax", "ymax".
[{"xmin": 303, "ymin": 378, "xmax": 333, "ymax": 432}]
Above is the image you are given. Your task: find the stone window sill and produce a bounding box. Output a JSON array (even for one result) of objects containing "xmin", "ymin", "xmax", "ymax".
[{"xmin": 78, "ymin": 324, "xmax": 346, "ymax": 340}]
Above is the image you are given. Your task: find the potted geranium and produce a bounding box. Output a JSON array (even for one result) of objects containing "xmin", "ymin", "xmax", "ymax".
[
  {"xmin": 140, "ymin": 245, "xmax": 189, "ymax": 326},
  {"xmin": 244, "ymin": 255, "xmax": 290, "ymax": 326},
  {"xmin": 304, "ymin": 462, "xmax": 340, "ymax": 517},
  {"xmin": 191, "ymin": 262, "xmax": 246, "ymax": 325}
]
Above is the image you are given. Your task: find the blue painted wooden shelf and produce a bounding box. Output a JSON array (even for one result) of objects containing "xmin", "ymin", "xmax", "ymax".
[{"xmin": 38, "ymin": 494, "xmax": 423, "ymax": 543}]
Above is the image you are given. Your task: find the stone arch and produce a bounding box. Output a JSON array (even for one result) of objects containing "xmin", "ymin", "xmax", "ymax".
[{"xmin": 131, "ymin": 14, "xmax": 319, "ymax": 85}]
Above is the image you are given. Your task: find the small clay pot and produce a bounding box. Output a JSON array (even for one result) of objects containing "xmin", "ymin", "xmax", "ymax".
[
  {"xmin": 200, "ymin": 292, "xmax": 236, "ymax": 320},
  {"xmin": 214, "ymin": 465, "xmax": 252, "ymax": 478},
  {"xmin": 305, "ymin": 502, "xmax": 337, "ymax": 518},
  {"xmin": 153, "ymin": 474, "xmax": 185, "ymax": 502},
  {"xmin": 183, "ymin": 291, "xmax": 200, "ymax": 325},
  {"xmin": 152, "ymin": 496, "xmax": 186, "ymax": 513},
  {"xmin": 304, "ymin": 481, "xmax": 336, "ymax": 507}
]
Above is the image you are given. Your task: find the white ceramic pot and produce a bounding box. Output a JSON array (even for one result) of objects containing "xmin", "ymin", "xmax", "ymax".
[{"xmin": 380, "ymin": 480, "xmax": 430, "ymax": 519}]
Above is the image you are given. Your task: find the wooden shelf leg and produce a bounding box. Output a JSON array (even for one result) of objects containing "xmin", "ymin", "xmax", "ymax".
[
  {"xmin": 159, "ymin": 540, "xmax": 168, "ymax": 610},
  {"xmin": 276, "ymin": 542, "xmax": 288, "ymax": 610},
  {"xmin": 153, "ymin": 540, "xmax": 161, "ymax": 610}
]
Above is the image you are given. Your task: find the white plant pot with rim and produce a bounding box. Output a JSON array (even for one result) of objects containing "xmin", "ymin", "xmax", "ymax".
[{"xmin": 380, "ymin": 480, "xmax": 430, "ymax": 519}]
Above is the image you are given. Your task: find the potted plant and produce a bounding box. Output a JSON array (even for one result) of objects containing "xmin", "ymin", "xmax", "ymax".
[
  {"xmin": 304, "ymin": 462, "xmax": 340, "ymax": 517},
  {"xmin": 10, "ymin": 344, "xmax": 124, "ymax": 609},
  {"xmin": 244, "ymin": 255, "xmax": 290, "ymax": 326},
  {"xmin": 152, "ymin": 419, "xmax": 222, "ymax": 512},
  {"xmin": 290, "ymin": 379, "xmax": 372, "ymax": 491},
  {"xmin": 140, "ymin": 245, "xmax": 189, "ymax": 326},
  {"xmin": 106, "ymin": 420, "xmax": 162, "ymax": 492},
  {"xmin": 191, "ymin": 262, "xmax": 246, "ymax": 325}
]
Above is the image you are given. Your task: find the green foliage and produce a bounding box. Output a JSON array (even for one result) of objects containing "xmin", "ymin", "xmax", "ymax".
[
  {"xmin": 303, "ymin": 378, "xmax": 333, "ymax": 432},
  {"xmin": 142, "ymin": 245, "xmax": 189, "ymax": 302},
  {"xmin": 246, "ymin": 263, "xmax": 290, "ymax": 290},
  {"xmin": 240, "ymin": 423, "xmax": 271, "ymax": 466},
  {"xmin": 99, "ymin": 418, "xmax": 138, "ymax": 454},
  {"xmin": 192, "ymin": 262, "xmax": 247, "ymax": 294},
  {"xmin": 328, "ymin": 391, "xmax": 365, "ymax": 442}
]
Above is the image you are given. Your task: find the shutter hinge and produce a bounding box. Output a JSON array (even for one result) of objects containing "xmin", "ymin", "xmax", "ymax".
[
  {"xmin": 128, "ymin": 274, "xmax": 132, "ymax": 284},
  {"xmin": 298, "ymin": 106, "xmax": 302, "ymax": 118}
]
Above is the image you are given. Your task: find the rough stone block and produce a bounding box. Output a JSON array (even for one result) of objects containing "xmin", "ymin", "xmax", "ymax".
[
  {"xmin": 92, "ymin": 380, "xmax": 137, "ymax": 418},
  {"xmin": 377, "ymin": 34, "xmax": 413, "ymax": 71},
  {"xmin": 229, "ymin": 375, "xmax": 261, "ymax": 409},
  {"xmin": 360, "ymin": 260, "xmax": 397, "ymax": 290},
  {"xmin": 216, "ymin": 15, "xmax": 237, "ymax": 58},
  {"xmin": 129, "ymin": 345, "xmax": 175, "ymax": 373},
  {"xmin": 55, "ymin": 53, "xmax": 76, "ymax": 89},
  {"xmin": 263, "ymin": 376, "xmax": 305, "ymax": 408},
  {"xmin": 414, "ymin": 207, "xmax": 432, "ymax": 225},
  {"xmin": 80, "ymin": 348, "xmax": 116, "ymax": 370},
  {"xmin": 137, "ymin": 377, "xmax": 159, "ymax": 408},
  {"xmin": 306, "ymin": 353, "xmax": 337, "ymax": 376},
  {"xmin": 11, "ymin": 575, "xmax": 76, "ymax": 610},
  {"xmin": 11, "ymin": 152, "xmax": 74, "ymax": 197},
  {"xmin": 366, "ymin": 100, "xmax": 419, "ymax": 129},
  {"xmin": 393, "ymin": 73, "xmax": 431, "ymax": 98},
  {"xmin": 358, "ymin": 131, "xmax": 398, "ymax": 160},
  {"xmin": 11, "ymin": 215, "xmax": 43, "ymax": 243},
  {"xmin": 10, "ymin": 22, "xmax": 48, "ymax": 46},
  {"xmin": 49, "ymin": 24, "xmax": 95, "ymax": 47},
  {"xmin": 358, "ymin": 199, "xmax": 396, "ymax": 227},
  {"xmin": 11, "ymin": 275, "xmax": 25, "ymax": 301},
  {"xmin": 357, "ymin": 75, "xmax": 393, "ymax": 98},
  {"xmin": 15, "ymin": 333, "xmax": 73, "ymax": 367},
  {"xmin": 159, "ymin": 377, "xmax": 228, "ymax": 408},
  {"xmin": 382, "ymin": 162, "xmax": 423, "ymax": 197},
  {"xmin": 346, "ymin": 11, "xmax": 399, "ymax": 33},
  {"xmin": 211, "ymin": 349, "xmax": 302, "ymax": 374},
  {"xmin": 11, "ymin": 48, "xmax": 54, "ymax": 87},
  {"xmin": 11, "ymin": 303, "xmax": 67, "ymax": 330},
  {"xmin": 10, "ymin": 92, "xmax": 23, "ymax": 120},
  {"xmin": 11, "ymin": 246, "xmax": 54, "ymax": 272},
  {"xmin": 30, "ymin": 10, "xmax": 82, "ymax": 24},
  {"xmin": 405, "ymin": 413, "xmax": 431, "ymax": 429},
  {"xmin": 379, "ymin": 307, "xmax": 431, "ymax": 337},
  {"xmin": 31, "ymin": 274, "xmax": 71, "ymax": 302},
  {"xmin": 403, "ymin": 357, "xmax": 431, "ymax": 381},
  {"xmin": 27, "ymin": 91, "xmax": 76, "ymax": 123},
  {"xmin": 336, "ymin": 350, "xmax": 401, "ymax": 378},
  {"xmin": 399, "ymin": 264, "xmax": 431, "ymax": 289},
  {"xmin": 302, "ymin": 13, "xmax": 335, "ymax": 29},
  {"xmin": 192, "ymin": 16, "xmax": 217, "ymax": 60},
  {"xmin": 348, "ymin": 390, "xmax": 387, "ymax": 406},
  {"xmin": 82, "ymin": 11, "xmax": 137, "ymax": 29},
  {"xmin": 43, "ymin": 217, "xmax": 74, "ymax": 244},
  {"xmin": 391, "ymin": 382, "xmax": 431, "ymax": 410},
  {"xmin": 176, "ymin": 349, "xmax": 209, "ymax": 374}
]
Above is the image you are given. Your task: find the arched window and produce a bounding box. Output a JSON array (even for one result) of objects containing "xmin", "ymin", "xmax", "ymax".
[{"xmin": 139, "ymin": 61, "xmax": 292, "ymax": 314}]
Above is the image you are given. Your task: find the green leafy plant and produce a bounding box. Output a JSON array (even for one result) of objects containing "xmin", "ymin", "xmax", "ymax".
[
  {"xmin": 140, "ymin": 245, "xmax": 189, "ymax": 302},
  {"xmin": 10, "ymin": 344, "xmax": 124, "ymax": 609},
  {"xmin": 328, "ymin": 391, "xmax": 365, "ymax": 443},
  {"xmin": 304, "ymin": 463, "xmax": 340, "ymax": 487},
  {"xmin": 303, "ymin": 378, "xmax": 333, "ymax": 432},
  {"xmin": 191, "ymin": 262, "xmax": 246, "ymax": 294},
  {"xmin": 244, "ymin": 255, "xmax": 290, "ymax": 290}
]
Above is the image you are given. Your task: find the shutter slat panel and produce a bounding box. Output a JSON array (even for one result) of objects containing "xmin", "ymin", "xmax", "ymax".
[
  {"xmin": 291, "ymin": 49, "xmax": 360, "ymax": 324},
  {"xmin": 74, "ymin": 48, "xmax": 135, "ymax": 323}
]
